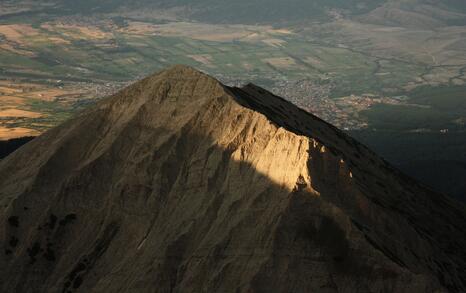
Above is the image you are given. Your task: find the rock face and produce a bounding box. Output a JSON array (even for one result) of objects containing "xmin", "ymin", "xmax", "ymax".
[{"xmin": 0, "ymin": 65, "xmax": 465, "ymax": 293}]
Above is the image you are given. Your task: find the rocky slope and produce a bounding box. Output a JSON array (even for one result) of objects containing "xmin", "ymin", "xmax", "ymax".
[{"xmin": 1, "ymin": 65, "xmax": 465, "ymax": 292}]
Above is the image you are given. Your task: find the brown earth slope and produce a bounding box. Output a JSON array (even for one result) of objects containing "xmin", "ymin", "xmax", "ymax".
[{"xmin": 0, "ymin": 65, "xmax": 465, "ymax": 293}]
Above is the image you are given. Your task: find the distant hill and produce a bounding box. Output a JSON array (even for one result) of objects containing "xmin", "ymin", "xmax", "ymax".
[
  {"xmin": 4, "ymin": 0, "xmax": 465, "ymax": 26},
  {"xmin": 47, "ymin": 0, "xmax": 464, "ymax": 26},
  {"xmin": 56, "ymin": 0, "xmax": 385, "ymax": 23},
  {"xmin": 358, "ymin": 0, "xmax": 466, "ymax": 27}
]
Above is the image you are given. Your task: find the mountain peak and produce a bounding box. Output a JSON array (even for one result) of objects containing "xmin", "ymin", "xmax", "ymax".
[
  {"xmin": 1, "ymin": 66, "xmax": 465, "ymax": 292},
  {"xmin": 154, "ymin": 64, "xmax": 210, "ymax": 79}
]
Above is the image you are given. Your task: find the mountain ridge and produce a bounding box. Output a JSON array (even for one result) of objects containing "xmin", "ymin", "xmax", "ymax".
[
  {"xmin": 9, "ymin": 0, "xmax": 464, "ymax": 26},
  {"xmin": 1, "ymin": 65, "xmax": 465, "ymax": 292}
]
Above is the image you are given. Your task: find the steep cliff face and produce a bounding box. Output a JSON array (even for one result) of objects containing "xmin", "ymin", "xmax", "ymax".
[{"xmin": 0, "ymin": 65, "xmax": 465, "ymax": 293}]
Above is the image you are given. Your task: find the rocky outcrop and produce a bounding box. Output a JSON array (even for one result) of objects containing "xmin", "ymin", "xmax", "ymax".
[{"xmin": 1, "ymin": 65, "xmax": 465, "ymax": 292}]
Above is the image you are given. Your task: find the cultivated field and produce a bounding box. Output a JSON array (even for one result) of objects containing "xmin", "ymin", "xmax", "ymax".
[{"xmin": 1, "ymin": 7, "xmax": 465, "ymax": 138}]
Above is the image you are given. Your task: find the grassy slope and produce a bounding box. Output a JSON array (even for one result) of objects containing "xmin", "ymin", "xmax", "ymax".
[{"xmin": 56, "ymin": 0, "xmax": 385, "ymax": 23}]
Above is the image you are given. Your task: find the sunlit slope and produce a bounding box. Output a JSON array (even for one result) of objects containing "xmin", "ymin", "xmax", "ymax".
[{"xmin": 1, "ymin": 65, "xmax": 465, "ymax": 292}]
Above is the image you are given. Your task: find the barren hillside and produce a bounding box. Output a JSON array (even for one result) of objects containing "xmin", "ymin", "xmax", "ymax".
[{"xmin": 0, "ymin": 65, "xmax": 465, "ymax": 292}]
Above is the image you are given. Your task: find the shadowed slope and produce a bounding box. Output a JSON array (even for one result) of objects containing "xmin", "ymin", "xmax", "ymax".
[
  {"xmin": 0, "ymin": 137, "xmax": 35, "ymax": 160},
  {"xmin": 0, "ymin": 65, "xmax": 465, "ymax": 292}
]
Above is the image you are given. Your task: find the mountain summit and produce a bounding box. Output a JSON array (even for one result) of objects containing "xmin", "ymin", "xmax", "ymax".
[{"xmin": 1, "ymin": 65, "xmax": 465, "ymax": 292}]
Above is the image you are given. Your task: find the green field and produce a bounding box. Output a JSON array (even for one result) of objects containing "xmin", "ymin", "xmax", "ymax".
[
  {"xmin": 1, "ymin": 7, "xmax": 465, "ymax": 137},
  {"xmin": 361, "ymin": 85, "xmax": 466, "ymax": 131},
  {"xmin": 0, "ymin": 16, "xmax": 443, "ymax": 96}
]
